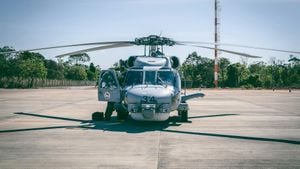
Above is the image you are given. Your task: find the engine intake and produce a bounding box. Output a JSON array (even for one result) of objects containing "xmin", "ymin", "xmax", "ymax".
[{"xmin": 170, "ymin": 56, "xmax": 180, "ymax": 69}]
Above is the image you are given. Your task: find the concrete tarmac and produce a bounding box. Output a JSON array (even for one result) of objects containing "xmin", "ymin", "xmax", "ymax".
[{"xmin": 0, "ymin": 87, "xmax": 299, "ymax": 169}]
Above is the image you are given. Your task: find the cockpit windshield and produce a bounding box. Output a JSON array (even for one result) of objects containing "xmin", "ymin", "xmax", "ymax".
[
  {"xmin": 124, "ymin": 71, "xmax": 143, "ymax": 86},
  {"xmin": 144, "ymin": 71, "xmax": 156, "ymax": 85},
  {"xmin": 157, "ymin": 71, "xmax": 175, "ymax": 86},
  {"xmin": 125, "ymin": 70, "xmax": 174, "ymax": 86}
]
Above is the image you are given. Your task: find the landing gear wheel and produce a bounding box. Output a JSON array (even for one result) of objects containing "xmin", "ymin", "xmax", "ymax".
[
  {"xmin": 105, "ymin": 111, "xmax": 112, "ymax": 121},
  {"xmin": 92, "ymin": 112, "xmax": 104, "ymax": 121},
  {"xmin": 179, "ymin": 110, "xmax": 188, "ymax": 122}
]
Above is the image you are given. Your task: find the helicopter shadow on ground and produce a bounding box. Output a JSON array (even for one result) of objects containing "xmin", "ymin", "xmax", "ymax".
[
  {"xmin": 1, "ymin": 112, "xmax": 300, "ymax": 145},
  {"xmin": 188, "ymin": 113, "xmax": 239, "ymax": 119},
  {"xmin": 84, "ymin": 113, "xmax": 238, "ymax": 133},
  {"xmin": 0, "ymin": 112, "xmax": 236, "ymax": 134},
  {"xmin": 0, "ymin": 112, "xmax": 182, "ymax": 134},
  {"xmin": 80, "ymin": 116, "xmax": 182, "ymax": 133}
]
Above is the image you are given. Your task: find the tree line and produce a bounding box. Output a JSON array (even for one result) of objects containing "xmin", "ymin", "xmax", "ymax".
[
  {"xmin": 181, "ymin": 52, "xmax": 300, "ymax": 89},
  {"xmin": 1, "ymin": 46, "xmax": 299, "ymax": 89},
  {"xmin": 0, "ymin": 46, "xmax": 100, "ymax": 88}
]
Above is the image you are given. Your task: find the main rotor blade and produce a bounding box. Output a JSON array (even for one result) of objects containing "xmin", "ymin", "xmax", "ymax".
[
  {"xmin": 178, "ymin": 41, "xmax": 300, "ymax": 55},
  {"xmin": 55, "ymin": 43, "xmax": 134, "ymax": 58},
  {"xmin": 178, "ymin": 43, "xmax": 262, "ymax": 58},
  {"xmin": 0, "ymin": 41, "xmax": 134, "ymax": 54}
]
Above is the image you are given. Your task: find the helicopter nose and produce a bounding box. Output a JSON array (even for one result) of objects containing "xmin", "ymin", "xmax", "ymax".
[
  {"xmin": 125, "ymin": 86, "xmax": 173, "ymax": 104},
  {"xmin": 125, "ymin": 86, "xmax": 176, "ymax": 121}
]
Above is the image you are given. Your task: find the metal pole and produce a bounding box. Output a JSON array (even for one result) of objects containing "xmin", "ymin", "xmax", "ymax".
[{"xmin": 214, "ymin": 0, "xmax": 220, "ymax": 88}]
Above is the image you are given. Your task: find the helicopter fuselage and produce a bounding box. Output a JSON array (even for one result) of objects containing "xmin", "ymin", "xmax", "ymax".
[
  {"xmin": 124, "ymin": 67, "xmax": 181, "ymax": 121},
  {"xmin": 98, "ymin": 55, "xmax": 185, "ymax": 121}
]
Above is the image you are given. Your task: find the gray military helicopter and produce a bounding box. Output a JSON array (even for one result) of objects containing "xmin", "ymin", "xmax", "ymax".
[
  {"xmin": 2, "ymin": 35, "xmax": 299, "ymax": 122},
  {"xmin": 96, "ymin": 36, "xmax": 205, "ymax": 122}
]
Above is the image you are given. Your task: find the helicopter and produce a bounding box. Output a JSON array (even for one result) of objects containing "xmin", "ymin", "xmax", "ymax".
[
  {"xmin": 96, "ymin": 37, "xmax": 205, "ymax": 122},
  {"xmin": 1, "ymin": 35, "xmax": 299, "ymax": 122}
]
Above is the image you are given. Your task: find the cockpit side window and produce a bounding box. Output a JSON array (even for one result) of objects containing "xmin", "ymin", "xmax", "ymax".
[
  {"xmin": 125, "ymin": 71, "xmax": 143, "ymax": 86},
  {"xmin": 157, "ymin": 71, "xmax": 175, "ymax": 86}
]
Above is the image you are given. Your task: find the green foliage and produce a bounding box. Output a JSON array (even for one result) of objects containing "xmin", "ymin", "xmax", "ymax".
[
  {"xmin": 1, "ymin": 46, "xmax": 299, "ymax": 89},
  {"xmin": 181, "ymin": 51, "xmax": 300, "ymax": 89},
  {"xmin": 89, "ymin": 62, "xmax": 96, "ymax": 72},
  {"xmin": 86, "ymin": 62, "xmax": 101, "ymax": 81},
  {"xmin": 18, "ymin": 58, "xmax": 47, "ymax": 79},
  {"xmin": 0, "ymin": 47, "xmax": 101, "ymax": 88},
  {"xmin": 65, "ymin": 66, "xmax": 87, "ymax": 80},
  {"xmin": 0, "ymin": 58, "xmax": 8, "ymax": 78},
  {"xmin": 225, "ymin": 63, "xmax": 251, "ymax": 87},
  {"xmin": 17, "ymin": 51, "xmax": 45, "ymax": 61},
  {"xmin": 44, "ymin": 59, "xmax": 64, "ymax": 79},
  {"xmin": 16, "ymin": 52, "xmax": 47, "ymax": 79},
  {"xmin": 181, "ymin": 52, "xmax": 214, "ymax": 87},
  {"xmin": 0, "ymin": 50, "xmax": 47, "ymax": 79},
  {"xmin": 87, "ymin": 70, "xmax": 95, "ymax": 81},
  {"xmin": 226, "ymin": 63, "xmax": 241, "ymax": 87},
  {"xmin": 219, "ymin": 57, "xmax": 230, "ymax": 87},
  {"xmin": 0, "ymin": 46, "xmax": 16, "ymax": 78},
  {"xmin": 247, "ymin": 74, "xmax": 261, "ymax": 87}
]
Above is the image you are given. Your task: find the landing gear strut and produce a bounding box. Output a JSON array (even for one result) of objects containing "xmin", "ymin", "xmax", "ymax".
[
  {"xmin": 105, "ymin": 102, "xmax": 115, "ymax": 121},
  {"xmin": 177, "ymin": 102, "xmax": 189, "ymax": 122},
  {"xmin": 117, "ymin": 110, "xmax": 129, "ymax": 120},
  {"xmin": 178, "ymin": 110, "xmax": 188, "ymax": 122},
  {"xmin": 115, "ymin": 102, "xmax": 129, "ymax": 120}
]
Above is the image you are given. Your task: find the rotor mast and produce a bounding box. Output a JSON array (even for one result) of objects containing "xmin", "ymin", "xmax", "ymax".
[
  {"xmin": 134, "ymin": 35, "xmax": 175, "ymax": 57},
  {"xmin": 214, "ymin": 0, "xmax": 220, "ymax": 88}
]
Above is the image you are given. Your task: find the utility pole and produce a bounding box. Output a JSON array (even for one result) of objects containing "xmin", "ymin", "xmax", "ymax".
[{"xmin": 214, "ymin": 0, "xmax": 220, "ymax": 88}]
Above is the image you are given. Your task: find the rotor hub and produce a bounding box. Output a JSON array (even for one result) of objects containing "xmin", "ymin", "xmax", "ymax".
[{"xmin": 134, "ymin": 35, "xmax": 176, "ymax": 46}]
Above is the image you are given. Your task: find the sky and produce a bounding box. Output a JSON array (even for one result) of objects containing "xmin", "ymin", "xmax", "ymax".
[{"xmin": 1, "ymin": 0, "xmax": 300, "ymax": 68}]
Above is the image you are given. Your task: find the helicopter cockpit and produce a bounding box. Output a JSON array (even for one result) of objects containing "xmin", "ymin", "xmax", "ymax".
[{"xmin": 124, "ymin": 70, "xmax": 175, "ymax": 87}]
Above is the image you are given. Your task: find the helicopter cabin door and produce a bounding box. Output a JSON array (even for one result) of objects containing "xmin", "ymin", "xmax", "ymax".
[{"xmin": 98, "ymin": 70, "xmax": 121, "ymax": 102}]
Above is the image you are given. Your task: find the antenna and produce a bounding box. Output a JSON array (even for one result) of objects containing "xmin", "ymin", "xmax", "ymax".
[{"xmin": 214, "ymin": 0, "xmax": 220, "ymax": 88}]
